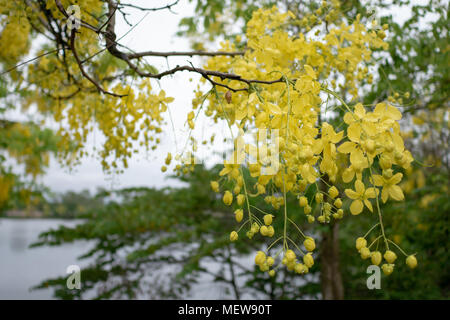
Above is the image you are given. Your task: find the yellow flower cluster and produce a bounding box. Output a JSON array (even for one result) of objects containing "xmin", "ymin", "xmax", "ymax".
[
  {"xmin": 356, "ymin": 236, "xmax": 418, "ymax": 275},
  {"xmin": 202, "ymin": 4, "xmax": 417, "ymax": 276},
  {"xmin": 0, "ymin": 2, "xmax": 175, "ymax": 174}
]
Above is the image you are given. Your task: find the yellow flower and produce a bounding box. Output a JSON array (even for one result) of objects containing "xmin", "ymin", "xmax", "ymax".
[
  {"xmin": 304, "ymin": 237, "xmax": 316, "ymax": 252},
  {"xmin": 210, "ymin": 181, "xmax": 219, "ymax": 192},
  {"xmin": 263, "ymin": 214, "xmax": 273, "ymax": 225},
  {"xmin": 267, "ymin": 226, "xmax": 275, "ymax": 237},
  {"xmin": 384, "ymin": 250, "xmax": 397, "ymax": 263},
  {"xmin": 237, "ymin": 194, "xmax": 245, "ymax": 206},
  {"xmin": 234, "ymin": 209, "xmax": 243, "ymax": 223},
  {"xmin": 260, "ymin": 225, "xmax": 269, "ymax": 236},
  {"xmin": 303, "ymin": 253, "xmax": 314, "ymax": 268},
  {"xmin": 371, "ymin": 251, "xmax": 382, "ymax": 265},
  {"xmin": 372, "ymin": 172, "xmax": 404, "ymax": 203},
  {"xmin": 328, "ymin": 186, "xmax": 339, "ymax": 198},
  {"xmin": 356, "ymin": 237, "xmax": 367, "ymax": 250},
  {"xmin": 406, "ymin": 255, "xmax": 418, "ymax": 269},
  {"xmin": 299, "ymin": 196, "xmax": 308, "ymax": 207},
  {"xmin": 304, "ymin": 205, "xmax": 312, "ymax": 214},
  {"xmin": 285, "ymin": 249, "xmax": 296, "ymax": 262},
  {"xmin": 344, "ymin": 180, "xmax": 378, "ymax": 215},
  {"xmin": 255, "ymin": 251, "xmax": 266, "ymax": 265},
  {"xmin": 381, "ymin": 263, "xmax": 394, "ymax": 275},
  {"xmin": 223, "ymin": 191, "xmax": 233, "ymax": 206},
  {"xmin": 230, "ymin": 231, "xmax": 238, "ymax": 242},
  {"xmin": 360, "ymin": 247, "xmax": 371, "ymax": 259}
]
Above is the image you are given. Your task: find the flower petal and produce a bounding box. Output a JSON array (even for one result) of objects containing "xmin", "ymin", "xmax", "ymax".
[
  {"xmin": 364, "ymin": 199, "xmax": 373, "ymax": 212},
  {"xmin": 389, "ymin": 185, "xmax": 405, "ymax": 201},
  {"xmin": 390, "ymin": 172, "xmax": 403, "ymax": 185},
  {"xmin": 372, "ymin": 175, "xmax": 384, "ymax": 186},
  {"xmin": 365, "ymin": 187, "xmax": 378, "ymax": 199},
  {"xmin": 345, "ymin": 189, "xmax": 359, "ymax": 200},
  {"xmin": 348, "ymin": 123, "xmax": 361, "ymax": 142},
  {"xmin": 338, "ymin": 141, "xmax": 356, "ymax": 154},
  {"xmin": 381, "ymin": 188, "xmax": 389, "ymax": 203},
  {"xmin": 350, "ymin": 200, "xmax": 363, "ymax": 215},
  {"xmin": 355, "ymin": 180, "xmax": 365, "ymax": 195},
  {"xmin": 342, "ymin": 168, "xmax": 355, "ymax": 183}
]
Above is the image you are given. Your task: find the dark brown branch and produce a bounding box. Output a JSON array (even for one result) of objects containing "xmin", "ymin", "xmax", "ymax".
[
  {"xmin": 128, "ymin": 50, "xmax": 245, "ymax": 59},
  {"xmin": 118, "ymin": 0, "xmax": 180, "ymax": 12},
  {"xmin": 69, "ymin": 30, "xmax": 125, "ymax": 97},
  {"xmin": 53, "ymin": 0, "xmax": 280, "ymax": 95}
]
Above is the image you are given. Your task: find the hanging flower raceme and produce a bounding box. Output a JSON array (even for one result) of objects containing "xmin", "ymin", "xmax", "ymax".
[{"xmin": 188, "ymin": 3, "xmax": 419, "ymax": 277}]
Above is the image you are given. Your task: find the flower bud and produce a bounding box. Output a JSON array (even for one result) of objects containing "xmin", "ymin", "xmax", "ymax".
[
  {"xmin": 299, "ymin": 196, "xmax": 308, "ymax": 207},
  {"xmin": 334, "ymin": 198, "xmax": 342, "ymax": 208},
  {"xmin": 237, "ymin": 194, "xmax": 245, "ymax": 206},
  {"xmin": 304, "ymin": 237, "xmax": 316, "ymax": 252},
  {"xmin": 371, "ymin": 251, "xmax": 382, "ymax": 266},
  {"xmin": 381, "ymin": 263, "xmax": 394, "ymax": 275},
  {"xmin": 406, "ymin": 255, "xmax": 417, "ymax": 269},
  {"xmin": 267, "ymin": 226, "xmax": 275, "ymax": 237},
  {"xmin": 303, "ymin": 253, "xmax": 314, "ymax": 268},
  {"xmin": 315, "ymin": 193, "xmax": 323, "ymax": 203},
  {"xmin": 260, "ymin": 225, "xmax": 269, "ymax": 236},
  {"xmin": 230, "ymin": 231, "xmax": 238, "ymax": 242},
  {"xmin": 285, "ymin": 249, "xmax": 296, "ymax": 262},
  {"xmin": 329, "ymin": 186, "xmax": 339, "ymax": 199},
  {"xmin": 384, "ymin": 250, "xmax": 397, "ymax": 263},
  {"xmin": 255, "ymin": 251, "xmax": 266, "ymax": 265},
  {"xmin": 356, "ymin": 237, "xmax": 367, "ymax": 251},
  {"xmin": 234, "ymin": 209, "xmax": 243, "ymax": 223},
  {"xmin": 264, "ymin": 214, "xmax": 273, "ymax": 225},
  {"xmin": 251, "ymin": 222, "xmax": 260, "ymax": 233},
  {"xmin": 360, "ymin": 247, "xmax": 371, "ymax": 259},
  {"xmin": 295, "ymin": 263, "xmax": 306, "ymax": 274},
  {"xmin": 223, "ymin": 191, "xmax": 233, "ymax": 206}
]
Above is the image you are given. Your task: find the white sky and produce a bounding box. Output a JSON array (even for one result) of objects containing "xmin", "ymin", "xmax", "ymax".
[{"xmin": 26, "ymin": 0, "xmax": 437, "ymax": 193}]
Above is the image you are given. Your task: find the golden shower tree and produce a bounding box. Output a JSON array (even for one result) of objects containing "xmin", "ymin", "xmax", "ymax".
[{"xmin": 0, "ymin": 0, "xmax": 424, "ymax": 299}]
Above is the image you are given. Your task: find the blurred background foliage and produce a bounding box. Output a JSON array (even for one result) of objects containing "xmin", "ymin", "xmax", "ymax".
[{"xmin": 0, "ymin": 0, "xmax": 448, "ymax": 299}]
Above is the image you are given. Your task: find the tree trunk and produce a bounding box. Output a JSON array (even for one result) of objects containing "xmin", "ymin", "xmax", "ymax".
[{"xmin": 320, "ymin": 221, "xmax": 344, "ymax": 300}]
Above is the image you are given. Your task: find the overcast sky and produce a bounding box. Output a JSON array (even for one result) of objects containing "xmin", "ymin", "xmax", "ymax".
[{"xmin": 27, "ymin": 0, "xmax": 434, "ymax": 193}]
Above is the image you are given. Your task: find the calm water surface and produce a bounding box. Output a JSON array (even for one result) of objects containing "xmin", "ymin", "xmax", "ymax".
[
  {"xmin": 0, "ymin": 218, "xmax": 285, "ymax": 299},
  {"xmin": 0, "ymin": 218, "xmax": 89, "ymax": 299}
]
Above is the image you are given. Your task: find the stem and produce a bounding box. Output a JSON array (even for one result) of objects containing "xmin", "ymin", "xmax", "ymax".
[
  {"xmin": 363, "ymin": 223, "xmax": 380, "ymax": 238},
  {"xmin": 368, "ymin": 235, "xmax": 383, "ymax": 249},
  {"xmin": 387, "ymin": 239, "xmax": 409, "ymax": 257},
  {"xmin": 368, "ymin": 164, "xmax": 389, "ymax": 250},
  {"xmin": 267, "ymin": 236, "xmax": 283, "ymax": 251},
  {"xmin": 287, "ymin": 217, "xmax": 306, "ymax": 238}
]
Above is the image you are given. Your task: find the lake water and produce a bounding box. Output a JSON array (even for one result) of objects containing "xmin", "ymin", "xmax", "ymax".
[
  {"xmin": 0, "ymin": 218, "xmax": 89, "ymax": 299},
  {"xmin": 0, "ymin": 218, "xmax": 257, "ymax": 300},
  {"xmin": 0, "ymin": 218, "xmax": 307, "ymax": 299}
]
